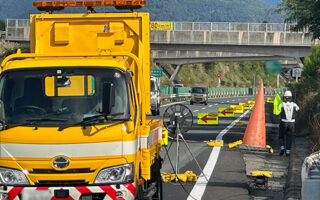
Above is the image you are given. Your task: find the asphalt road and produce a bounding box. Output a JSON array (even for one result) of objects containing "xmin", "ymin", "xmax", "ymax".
[{"xmin": 154, "ymin": 96, "xmax": 257, "ymax": 200}]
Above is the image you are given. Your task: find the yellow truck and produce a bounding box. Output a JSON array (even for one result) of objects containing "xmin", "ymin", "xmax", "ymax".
[{"xmin": 0, "ymin": 1, "xmax": 163, "ymax": 199}]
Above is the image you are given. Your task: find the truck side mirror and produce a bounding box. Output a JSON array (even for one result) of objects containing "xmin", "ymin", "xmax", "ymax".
[{"xmin": 101, "ymin": 82, "xmax": 115, "ymax": 114}]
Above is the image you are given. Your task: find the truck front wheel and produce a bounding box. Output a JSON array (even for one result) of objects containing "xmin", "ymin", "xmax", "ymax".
[{"xmin": 153, "ymin": 158, "xmax": 163, "ymax": 200}]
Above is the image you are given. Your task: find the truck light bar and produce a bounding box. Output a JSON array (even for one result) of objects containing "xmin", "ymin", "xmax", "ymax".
[{"xmin": 33, "ymin": 0, "xmax": 146, "ymax": 9}]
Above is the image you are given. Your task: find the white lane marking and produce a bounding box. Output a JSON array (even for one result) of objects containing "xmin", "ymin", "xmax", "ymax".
[
  {"xmin": 193, "ymin": 110, "xmax": 199, "ymax": 113},
  {"xmin": 221, "ymin": 102, "xmax": 224, "ymax": 103},
  {"xmin": 232, "ymin": 100, "xmax": 235, "ymax": 102},
  {"xmin": 227, "ymin": 101, "xmax": 230, "ymax": 103},
  {"xmin": 208, "ymin": 105, "xmax": 212, "ymax": 107},
  {"xmin": 160, "ymin": 100, "xmax": 187, "ymax": 107},
  {"xmin": 187, "ymin": 109, "xmax": 251, "ymax": 200},
  {"xmin": 202, "ymin": 107, "xmax": 206, "ymax": 110},
  {"xmin": 214, "ymin": 104, "xmax": 218, "ymax": 106}
]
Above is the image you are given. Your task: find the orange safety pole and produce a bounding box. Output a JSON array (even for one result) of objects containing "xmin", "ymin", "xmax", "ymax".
[{"xmin": 242, "ymin": 81, "xmax": 266, "ymax": 147}]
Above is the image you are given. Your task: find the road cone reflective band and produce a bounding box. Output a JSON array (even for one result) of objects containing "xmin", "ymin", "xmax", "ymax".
[{"xmin": 242, "ymin": 81, "xmax": 266, "ymax": 147}]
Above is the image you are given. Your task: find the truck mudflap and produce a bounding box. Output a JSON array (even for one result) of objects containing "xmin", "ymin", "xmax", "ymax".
[{"xmin": 0, "ymin": 183, "xmax": 135, "ymax": 200}]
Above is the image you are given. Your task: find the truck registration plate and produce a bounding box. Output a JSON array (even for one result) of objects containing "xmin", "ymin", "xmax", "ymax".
[{"xmin": 22, "ymin": 190, "xmax": 51, "ymax": 200}]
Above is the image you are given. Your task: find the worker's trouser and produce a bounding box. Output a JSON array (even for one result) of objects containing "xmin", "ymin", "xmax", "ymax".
[{"xmin": 279, "ymin": 121, "xmax": 295, "ymax": 150}]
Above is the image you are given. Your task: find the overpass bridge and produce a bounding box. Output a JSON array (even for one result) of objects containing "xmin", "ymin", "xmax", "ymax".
[{"xmin": 3, "ymin": 19, "xmax": 318, "ymax": 82}]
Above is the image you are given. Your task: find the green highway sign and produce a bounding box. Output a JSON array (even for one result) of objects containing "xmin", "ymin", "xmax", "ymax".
[
  {"xmin": 151, "ymin": 69, "xmax": 163, "ymax": 77},
  {"xmin": 265, "ymin": 61, "xmax": 282, "ymax": 74}
]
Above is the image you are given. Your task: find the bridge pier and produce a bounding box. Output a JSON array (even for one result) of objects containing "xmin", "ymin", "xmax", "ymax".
[{"xmin": 170, "ymin": 64, "xmax": 183, "ymax": 82}]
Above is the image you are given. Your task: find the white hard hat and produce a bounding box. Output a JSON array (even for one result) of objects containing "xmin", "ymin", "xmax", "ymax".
[{"xmin": 284, "ymin": 90, "xmax": 292, "ymax": 97}]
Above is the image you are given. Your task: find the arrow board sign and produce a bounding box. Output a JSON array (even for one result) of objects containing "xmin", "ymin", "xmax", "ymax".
[
  {"xmin": 267, "ymin": 98, "xmax": 274, "ymax": 103},
  {"xmin": 239, "ymin": 103, "xmax": 250, "ymax": 110},
  {"xmin": 218, "ymin": 108, "xmax": 235, "ymax": 117},
  {"xmin": 230, "ymin": 105, "xmax": 244, "ymax": 113},
  {"xmin": 248, "ymin": 101, "xmax": 255, "ymax": 107},
  {"xmin": 198, "ymin": 113, "xmax": 219, "ymax": 125}
]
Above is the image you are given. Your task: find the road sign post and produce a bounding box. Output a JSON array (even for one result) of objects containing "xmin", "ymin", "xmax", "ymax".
[
  {"xmin": 217, "ymin": 73, "xmax": 221, "ymax": 88},
  {"xmin": 291, "ymin": 68, "xmax": 302, "ymax": 83}
]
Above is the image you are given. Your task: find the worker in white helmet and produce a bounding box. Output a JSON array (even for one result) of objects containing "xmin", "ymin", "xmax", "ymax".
[{"xmin": 279, "ymin": 90, "xmax": 299, "ymax": 156}]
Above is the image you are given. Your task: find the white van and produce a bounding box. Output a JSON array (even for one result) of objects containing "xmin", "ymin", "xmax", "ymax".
[{"xmin": 150, "ymin": 76, "xmax": 161, "ymax": 115}]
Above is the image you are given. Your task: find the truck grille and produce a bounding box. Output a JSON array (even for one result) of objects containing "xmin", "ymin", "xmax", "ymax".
[
  {"xmin": 35, "ymin": 180, "xmax": 88, "ymax": 186},
  {"xmin": 31, "ymin": 168, "xmax": 94, "ymax": 174}
]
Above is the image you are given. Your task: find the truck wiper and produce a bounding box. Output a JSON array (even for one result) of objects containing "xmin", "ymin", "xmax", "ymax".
[
  {"xmin": 5, "ymin": 118, "xmax": 67, "ymax": 130},
  {"xmin": 57, "ymin": 113, "xmax": 126, "ymax": 131},
  {"xmin": 27, "ymin": 118, "xmax": 68, "ymax": 122}
]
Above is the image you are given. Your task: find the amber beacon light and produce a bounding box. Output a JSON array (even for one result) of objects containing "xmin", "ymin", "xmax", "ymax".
[{"xmin": 33, "ymin": 0, "xmax": 146, "ymax": 10}]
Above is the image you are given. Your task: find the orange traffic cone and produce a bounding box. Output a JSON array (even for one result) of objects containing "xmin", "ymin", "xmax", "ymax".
[{"xmin": 242, "ymin": 81, "xmax": 266, "ymax": 147}]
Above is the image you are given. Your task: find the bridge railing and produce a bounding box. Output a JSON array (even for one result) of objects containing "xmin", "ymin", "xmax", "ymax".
[
  {"xmin": 4, "ymin": 19, "xmax": 309, "ymax": 41},
  {"xmin": 5, "ymin": 19, "xmax": 30, "ymax": 41},
  {"xmin": 173, "ymin": 22, "xmax": 308, "ymax": 33}
]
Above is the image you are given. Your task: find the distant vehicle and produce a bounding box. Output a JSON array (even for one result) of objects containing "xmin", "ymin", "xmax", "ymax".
[
  {"xmin": 190, "ymin": 85, "xmax": 208, "ymax": 105},
  {"xmin": 174, "ymin": 83, "xmax": 184, "ymax": 87},
  {"xmin": 150, "ymin": 76, "xmax": 161, "ymax": 115}
]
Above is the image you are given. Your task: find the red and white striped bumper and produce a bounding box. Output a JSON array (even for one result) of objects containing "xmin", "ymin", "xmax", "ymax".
[{"xmin": 0, "ymin": 183, "xmax": 135, "ymax": 200}]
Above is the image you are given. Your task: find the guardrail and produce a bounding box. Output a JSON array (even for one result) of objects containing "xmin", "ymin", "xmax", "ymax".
[{"xmin": 161, "ymin": 87, "xmax": 286, "ymax": 103}]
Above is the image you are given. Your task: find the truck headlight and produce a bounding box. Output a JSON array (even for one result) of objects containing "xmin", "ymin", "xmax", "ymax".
[
  {"xmin": 0, "ymin": 167, "xmax": 29, "ymax": 185},
  {"xmin": 94, "ymin": 163, "xmax": 134, "ymax": 184}
]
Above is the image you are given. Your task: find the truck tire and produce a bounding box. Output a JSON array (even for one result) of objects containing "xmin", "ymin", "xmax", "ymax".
[
  {"xmin": 152, "ymin": 158, "xmax": 163, "ymax": 200},
  {"xmin": 190, "ymin": 101, "xmax": 193, "ymax": 105},
  {"xmin": 204, "ymin": 101, "xmax": 207, "ymax": 105}
]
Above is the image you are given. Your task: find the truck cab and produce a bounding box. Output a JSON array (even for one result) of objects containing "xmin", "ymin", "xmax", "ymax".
[
  {"xmin": 190, "ymin": 85, "xmax": 209, "ymax": 105},
  {"xmin": 0, "ymin": 1, "xmax": 163, "ymax": 200}
]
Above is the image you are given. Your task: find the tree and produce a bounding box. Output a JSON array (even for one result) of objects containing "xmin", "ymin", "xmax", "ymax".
[
  {"xmin": 278, "ymin": 0, "xmax": 320, "ymax": 39},
  {"xmin": 0, "ymin": 20, "xmax": 5, "ymax": 31}
]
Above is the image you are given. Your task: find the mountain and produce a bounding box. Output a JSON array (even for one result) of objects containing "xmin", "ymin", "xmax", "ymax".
[{"xmin": 0, "ymin": 0, "xmax": 284, "ymax": 23}]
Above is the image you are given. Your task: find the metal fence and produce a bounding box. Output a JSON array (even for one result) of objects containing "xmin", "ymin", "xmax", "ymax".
[
  {"xmin": 161, "ymin": 87, "xmax": 286, "ymax": 101},
  {"xmin": 173, "ymin": 22, "xmax": 308, "ymax": 33},
  {"xmin": 6, "ymin": 19, "xmax": 30, "ymax": 41},
  {"xmin": 4, "ymin": 18, "xmax": 308, "ymax": 41}
]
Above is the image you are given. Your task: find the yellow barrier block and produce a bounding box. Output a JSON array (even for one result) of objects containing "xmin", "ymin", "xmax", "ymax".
[
  {"xmin": 251, "ymin": 171, "xmax": 272, "ymax": 178},
  {"xmin": 266, "ymin": 145, "xmax": 274, "ymax": 153},
  {"xmin": 267, "ymin": 98, "xmax": 274, "ymax": 103},
  {"xmin": 230, "ymin": 105, "xmax": 244, "ymax": 113},
  {"xmin": 239, "ymin": 103, "xmax": 250, "ymax": 110},
  {"xmin": 218, "ymin": 108, "xmax": 235, "ymax": 117},
  {"xmin": 161, "ymin": 127, "xmax": 168, "ymax": 146},
  {"xmin": 235, "ymin": 122, "xmax": 245, "ymax": 126},
  {"xmin": 161, "ymin": 172, "xmax": 176, "ymax": 182},
  {"xmin": 207, "ymin": 140, "xmax": 224, "ymax": 147},
  {"xmin": 177, "ymin": 174, "xmax": 187, "ymax": 182},
  {"xmin": 248, "ymin": 100, "xmax": 255, "ymax": 107},
  {"xmin": 228, "ymin": 140, "xmax": 242, "ymax": 148},
  {"xmin": 185, "ymin": 171, "xmax": 198, "ymax": 182},
  {"xmin": 198, "ymin": 113, "xmax": 218, "ymax": 125},
  {"xmin": 161, "ymin": 171, "xmax": 198, "ymax": 182}
]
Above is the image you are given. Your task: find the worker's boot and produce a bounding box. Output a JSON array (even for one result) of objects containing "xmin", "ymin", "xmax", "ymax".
[
  {"xmin": 285, "ymin": 150, "xmax": 290, "ymax": 157},
  {"xmin": 279, "ymin": 146, "xmax": 285, "ymax": 156}
]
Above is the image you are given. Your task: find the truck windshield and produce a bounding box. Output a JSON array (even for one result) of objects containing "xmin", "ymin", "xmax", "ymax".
[
  {"xmin": 191, "ymin": 87, "xmax": 207, "ymax": 94},
  {"xmin": 0, "ymin": 67, "xmax": 130, "ymax": 127}
]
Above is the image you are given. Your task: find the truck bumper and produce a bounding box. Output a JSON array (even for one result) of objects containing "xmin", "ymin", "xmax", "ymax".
[{"xmin": 0, "ymin": 183, "xmax": 135, "ymax": 200}]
